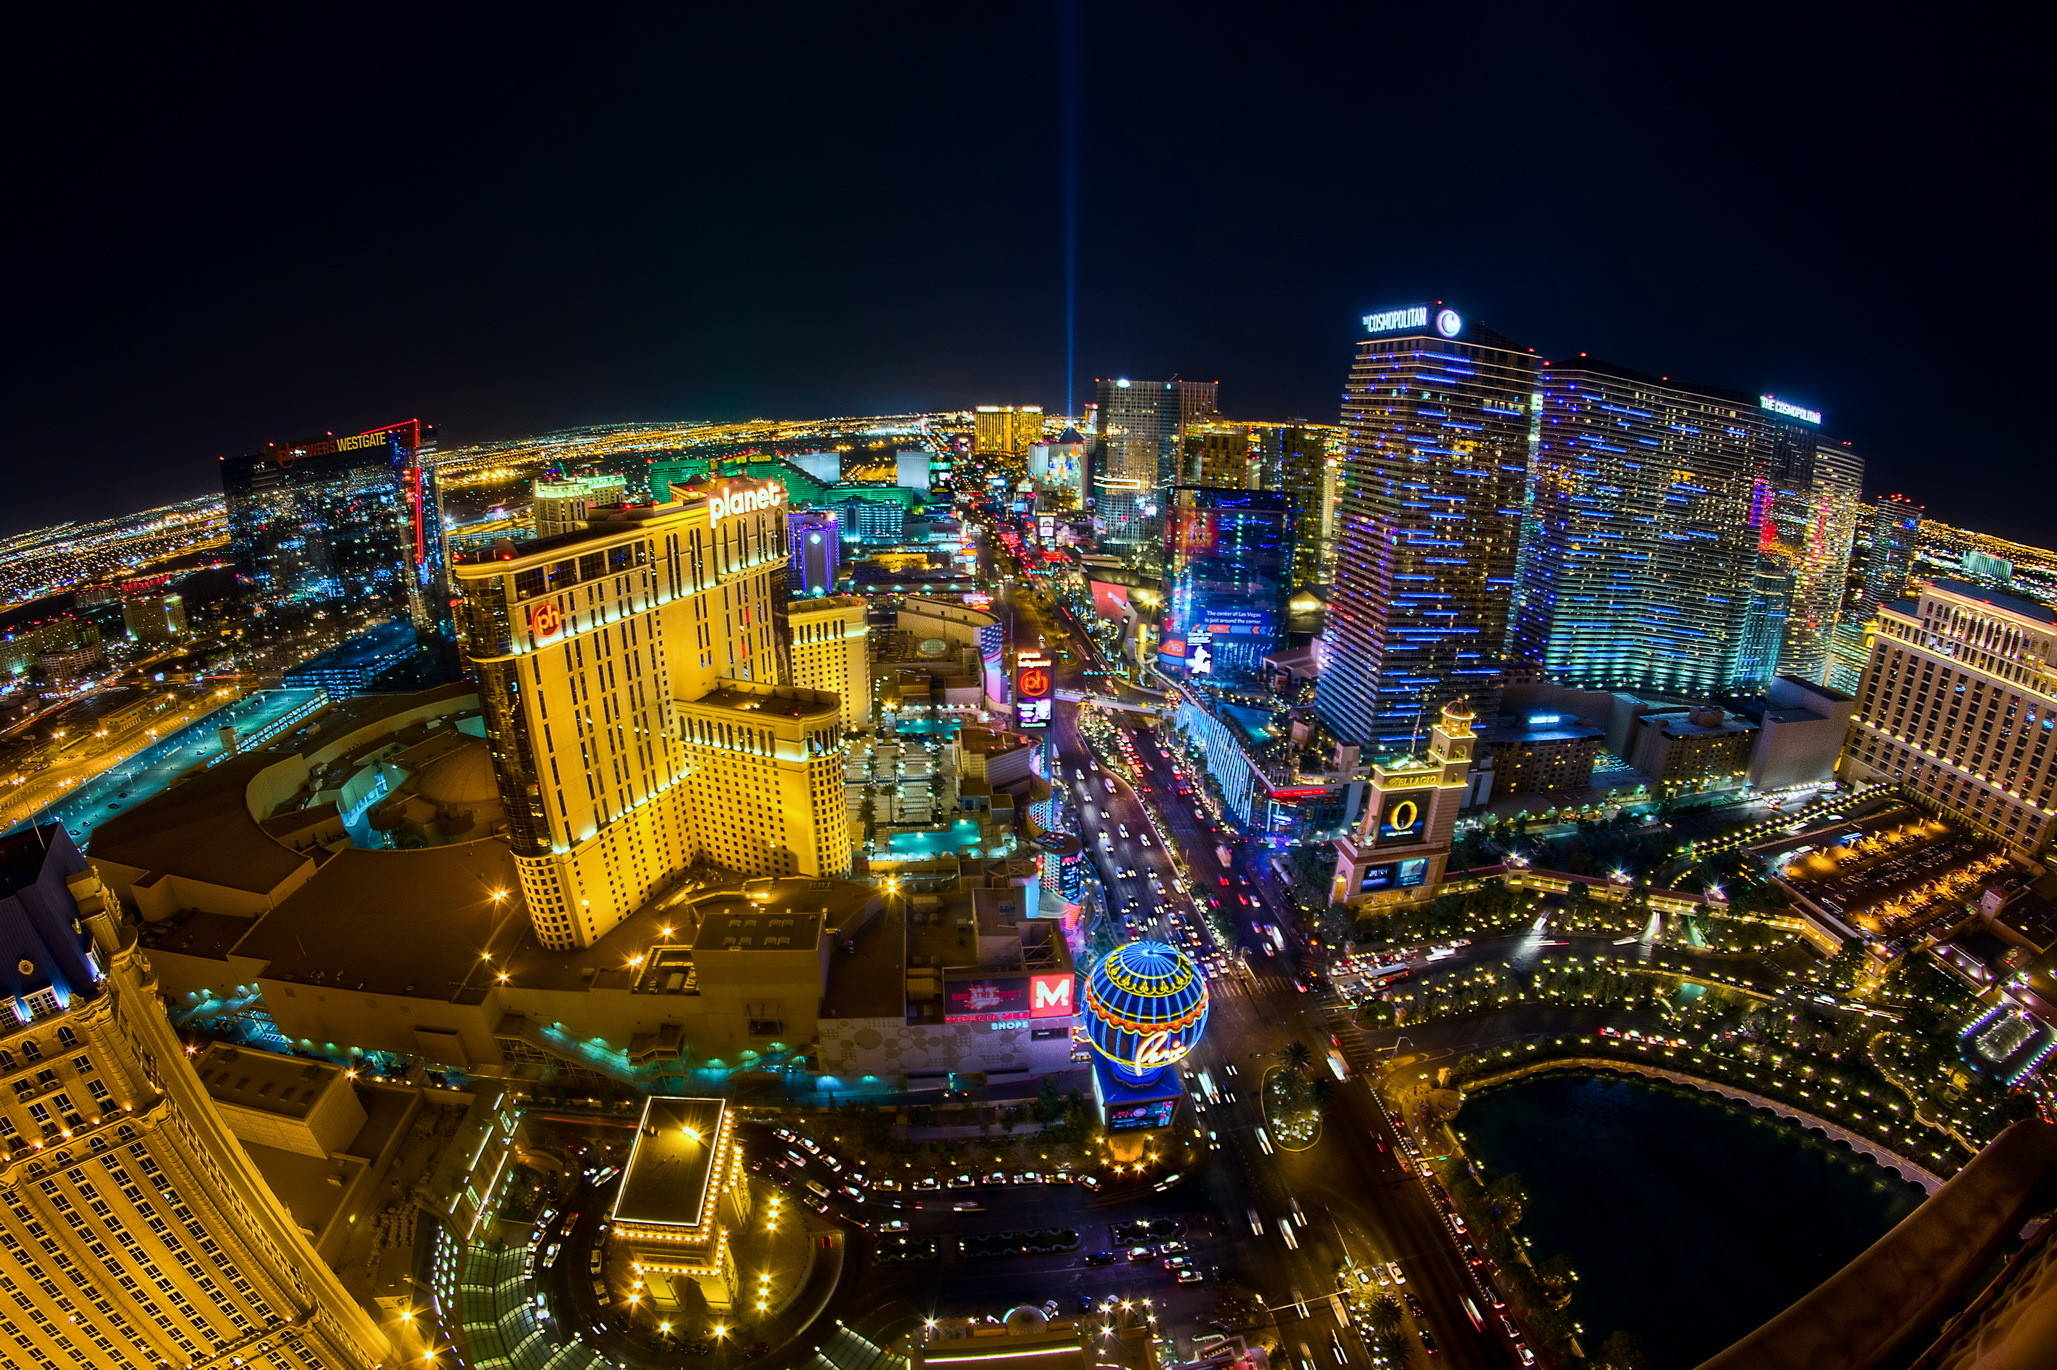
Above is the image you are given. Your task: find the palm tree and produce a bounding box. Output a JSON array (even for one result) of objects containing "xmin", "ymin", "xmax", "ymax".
[
  {"xmin": 1282, "ymin": 1041, "xmax": 1314, "ymax": 1074},
  {"xmin": 1366, "ymin": 1293, "xmax": 1405, "ymax": 1336}
]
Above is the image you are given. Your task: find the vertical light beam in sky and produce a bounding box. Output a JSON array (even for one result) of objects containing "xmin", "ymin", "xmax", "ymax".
[{"xmin": 1059, "ymin": 0, "xmax": 1081, "ymax": 417}]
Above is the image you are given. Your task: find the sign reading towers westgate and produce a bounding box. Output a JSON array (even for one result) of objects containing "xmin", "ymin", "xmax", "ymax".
[{"xmin": 1363, "ymin": 305, "xmax": 1430, "ymax": 334}]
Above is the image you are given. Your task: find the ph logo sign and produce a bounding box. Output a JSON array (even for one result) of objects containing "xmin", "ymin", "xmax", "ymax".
[{"xmin": 528, "ymin": 601, "xmax": 566, "ymax": 641}]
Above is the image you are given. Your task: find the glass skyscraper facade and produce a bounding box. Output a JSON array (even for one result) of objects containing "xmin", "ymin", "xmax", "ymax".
[
  {"xmin": 1251, "ymin": 423, "xmax": 1336, "ymax": 589},
  {"xmin": 1858, "ymin": 493, "xmax": 1924, "ymax": 618},
  {"xmin": 221, "ymin": 419, "xmax": 449, "ymax": 635},
  {"xmin": 1090, "ymin": 378, "xmax": 1218, "ymax": 566},
  {"xmin": 1773, "ymin": 440, "xmax": 1865, "ymax": 684},
  {"xmin": 1316, "ymin": 308, "xmax": 1536, "ymax": 750},
  {"xmin": 1159, "ymin": 486, "xmax": 1289, "ymax": 685},
  {"xmin": 1514, "ymin": 363, "xmax": 1859, "ymax": 695}
]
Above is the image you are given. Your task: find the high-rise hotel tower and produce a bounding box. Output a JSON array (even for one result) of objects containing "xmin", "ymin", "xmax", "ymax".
[
  {"xmin": 456, "ymin": 481, "xmax": 851, "ymax": 950},
  {"xmin": 1090, "ymin": 378, "xmax": 1219, "ymax": 567},
  {"xmin": 1316, "ymin": 306, "xmax": 1537, "ymax": 749},
  {"xmin": 0, "ymin": 828, "xmax": 389, "ymax": 1369},
  {"xmin": 1515, "ymin": 365, "xmax": 1860, "ymax": 694},
  {"xmin": 1841, "ymin": 580, "xmax": 2057, "ymax": 858},
  {"xmin": 222, "ymin": 419, "xmax": 449, "ymax": 639}
]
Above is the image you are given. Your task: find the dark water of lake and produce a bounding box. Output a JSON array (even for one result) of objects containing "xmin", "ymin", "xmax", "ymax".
[{"xmin": 1456, "ymin": 1073, "xmax": 1926, "ymax": 1368}]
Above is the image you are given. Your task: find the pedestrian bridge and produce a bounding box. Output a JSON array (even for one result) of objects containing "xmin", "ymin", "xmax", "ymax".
[{"xmin": 1054, "ymin": 688, "xmax": 1161, "ymax": 715}]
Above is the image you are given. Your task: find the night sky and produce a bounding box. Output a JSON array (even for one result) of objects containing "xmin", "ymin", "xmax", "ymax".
[{"xmin": 6, "ymin": 4, "xmax": 2050, "ymax": 541}]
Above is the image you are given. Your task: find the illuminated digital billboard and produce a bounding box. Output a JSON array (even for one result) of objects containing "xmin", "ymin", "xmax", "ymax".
[
  {"xmin": 944, "ymin": 976, "xmax": 1028, "ymax": 1023},
  {"xmin": 1015, "ymin": 652, "xmax": 1053, "ymax": 729},
  {"xmin": 1106, "ymin": 1098, "xmax": 1178, "ymax": 1132},
  {"xmin": 1376, "ymin": 791, "xmax": 1429, "ymax": 846},
  {"xmin": 1359, "ymin": 857, "xmax": 1429, "ymax": 893},
  {"xmin": 1088, "ymin": 580, "xmax": 1131, "ymax": 621},
  {"xmin": 1160, "ymin": 488, "xmax": 1287, "ymax": 684},
  {"xmin": 943, "ymin": 971, "xmax": 1074, "ymax": 1024}
]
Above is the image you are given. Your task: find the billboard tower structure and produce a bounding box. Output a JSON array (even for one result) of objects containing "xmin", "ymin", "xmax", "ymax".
[{"xmin": 1330, "ymin": 701, "xmax": 1477, "ymax": 915}]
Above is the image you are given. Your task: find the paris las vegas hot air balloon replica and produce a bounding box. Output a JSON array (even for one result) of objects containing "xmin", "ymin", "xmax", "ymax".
[{"xmin": 1082, "ymin": 939, "xmax": 1209, "ymax": 1149}]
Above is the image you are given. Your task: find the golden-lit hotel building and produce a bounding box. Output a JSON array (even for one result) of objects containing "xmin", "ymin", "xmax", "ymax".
[
  {"xmin": 787, "ymin": 595, "xmax": 873, "ymax": 733},
  {"xmin": 973, "ymin": 404, "xmax": 1045, "ymax": 457},
  {"xmin": 455, "ymin": 482, "xmax": 849, "ymax": 949},
  {"xmin": 0, "ymin": 828, "xmax": 389, "ymax": 1369},
  {"xmin": 1841, "ymin": 579, "xmax": 2057, "ymax": 859},
  {"xmin": 677, "ymin": 682, "xmax": 852, "ymax": 879}
]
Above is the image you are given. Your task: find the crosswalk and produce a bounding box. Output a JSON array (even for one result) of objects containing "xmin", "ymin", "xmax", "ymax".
[
  {"xmin": 1213, "ymin": 972, "xmax": 1300, "ymax": 1000},
  {"xmin": 1317, "ymin": 1007, "xmax": 1382, "ymax": 1071}
]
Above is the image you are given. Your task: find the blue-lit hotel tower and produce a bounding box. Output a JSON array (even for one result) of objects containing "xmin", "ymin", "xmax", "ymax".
[
  {"xmin": 1316, "ymin": 306, "xmax": 1537, "ymax": 749},
  {"xmin": 1160, "ymin": 486, "xmax": 1289, "ymax": 684},
  {"xmin": 1514, "ymin": 362, "xmax": 1859, "ymax": 695}
]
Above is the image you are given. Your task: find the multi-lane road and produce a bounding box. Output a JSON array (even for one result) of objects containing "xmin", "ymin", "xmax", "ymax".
[{"xmin": 983, "ymin": 534, "xmax": 1525, "ymax": 1368}]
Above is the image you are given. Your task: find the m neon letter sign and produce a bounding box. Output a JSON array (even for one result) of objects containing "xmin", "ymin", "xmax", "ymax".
[{"xmin": 1029, "ymin": 972, "xmax": 1073, "ymax": 1017}]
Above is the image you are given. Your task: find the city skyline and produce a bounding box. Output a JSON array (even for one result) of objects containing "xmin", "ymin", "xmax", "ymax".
[
  {"xmin": 4, "ymin": 6, "xmax": 2052, "ymax": 542},
  {"xmin": 9, "ymin": 8, "xmax": 2057, "ymax": 1370}
]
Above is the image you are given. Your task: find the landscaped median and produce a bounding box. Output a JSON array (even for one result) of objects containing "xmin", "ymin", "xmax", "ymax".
[{"xmin": 1260, "ymin": 1060, "xmax": 1324, "ymax": 1150}]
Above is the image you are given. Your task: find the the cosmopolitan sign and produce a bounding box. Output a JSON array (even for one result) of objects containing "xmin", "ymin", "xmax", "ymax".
[
  {"xmin": 1760, "ymin": 394, "xmax": 1822, "ymax": 425},
  {"xmin": 707, "ymin": 479, "xmax": 787, "ymax": 525},
  {"xmin": 1363, "ymin": 305, "xmax": 1429, "ymax": 334}
]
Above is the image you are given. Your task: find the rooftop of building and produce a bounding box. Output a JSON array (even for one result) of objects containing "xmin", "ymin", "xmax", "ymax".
[
  {"xmin": 1761, "ymin": 707, "xmax": 1842, "ymax": 725},
  {"xmin": 233, "ymin": 840, "xmax": 525, "ymax": 999},
  {"xmin": 1537, "ymin": 353, "xmax": 1759, "ymax": 408},
  {"xmin": 1773, "ymin": 673, "xmax": 1855, "ymax": 703},
  {"xmin": 1477, "ymin": 716, "xmax": 1606, "ymax": 745},
  {"xmin": 787, "ymin": 594, "xmax": 867, "ymax": 617},
  {"xmin": 693, "ymin": 909, "xmax": 824, "ymax": 953},
  {"xmin": 533, "ymin": 473, "xmax": 626, "ymax": 493},
  {"xmin": 898, "ymin": 596, "xmax": 999, "ymax": 627},
  {"xmin": 453, "ymin": 497, "xmax": 691, "ymax": 566},
  {"xmin": 820, "ymin": 897, "xmax": 908, "ymax": 1020},
  {"xmin": 957, "ymin": 726, "xmax": 1034, "ymax": 757},
  {"xmin": 0, "ymin": 827, "xmax": 97, "ymax": 1004},
  {"xmin": 1923, "ymin": 578, "xmax": 2057, "ymax": 628},
  {"xmin": 684, "ymin": 683, "xmax": 841, "ymax": 721},
  {"xmin": 612, "ymin": 1096, "xmax": 730, "ymax": 1230},
  {"xmin": 193, "ymin": 1043, "xmax": 347, "ymax": 1119},
  {"xmin": 134, "ymin": 907, "xmax": 260, "ymax": 962},
  {"xmin": 89, "ymin": 752, "xmax": 311, "ymax": 894},
  {"xmin": 89, "ymin": 683, "xmax": 479, "ymax": 896},
  {"xmin": 1642, "ymin": 708, "xmax": 1758, "ymax": 738},
  {"xmin": 235, "ymin": 1082, "xmax": 415, "ymax": 1262}
]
